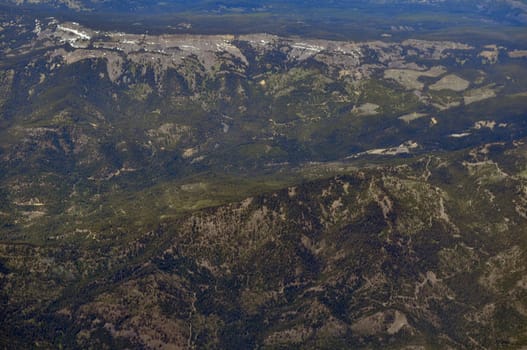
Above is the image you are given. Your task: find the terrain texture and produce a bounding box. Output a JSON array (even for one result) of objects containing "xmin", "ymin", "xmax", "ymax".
[{"xmin": 0, "ymin": 5, "xmax": 527, "ymax": 349}]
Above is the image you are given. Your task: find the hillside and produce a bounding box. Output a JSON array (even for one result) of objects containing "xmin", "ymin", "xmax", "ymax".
[{"xmin": 2, "ymin": 141, "xmax": 527, "ymax": 348}]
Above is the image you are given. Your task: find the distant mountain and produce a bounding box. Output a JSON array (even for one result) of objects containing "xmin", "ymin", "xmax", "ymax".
[
  {"xmin": 1, "ymin": 16, "xmax": 527, "ymax": 239},
  {"xmin": 2, "ymin": 0, "xmax": 527, "ymax": 25}
]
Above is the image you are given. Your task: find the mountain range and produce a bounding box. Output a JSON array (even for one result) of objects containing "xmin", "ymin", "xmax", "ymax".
[{"xmin": 0, "ymin": 2, "xmax": 527, "ymax": 348}]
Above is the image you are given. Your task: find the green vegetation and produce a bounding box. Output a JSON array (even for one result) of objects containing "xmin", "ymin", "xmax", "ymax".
[{"xmin": 1, "ymin": 7, "xmax": 527, "ymax": 349}]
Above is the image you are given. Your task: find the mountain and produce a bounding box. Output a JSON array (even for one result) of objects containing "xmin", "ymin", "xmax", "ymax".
[
  {"xmin": 2, "ymin": 0, "xmax": 527, "ymax": 27},
  {"xmin": 2, "ymin": 142, "xmax": 527, "ymax": 348},
  {"xmin": 0, "ymin": 4, "xmax": 527, "ymax": 349},
  {"xmin": 2, "ymin": 16, "xmax": 527, "ymax": 238}
]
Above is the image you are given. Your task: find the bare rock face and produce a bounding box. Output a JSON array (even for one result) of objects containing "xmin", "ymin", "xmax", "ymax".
[
  {"xmin": 33, "ymin": 20, "xmax": 479, "ymax": 91},
  {"xmin": 40, "ymin": 21, "xmax": 364, "ymax": 85}
]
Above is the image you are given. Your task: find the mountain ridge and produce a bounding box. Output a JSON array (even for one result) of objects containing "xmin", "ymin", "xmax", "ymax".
[{"xmin": 2, "ymin": 142, "xmax": 527, "ymax": 348}]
